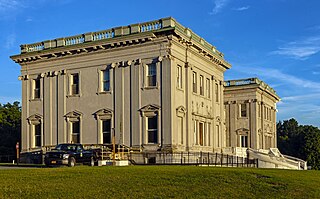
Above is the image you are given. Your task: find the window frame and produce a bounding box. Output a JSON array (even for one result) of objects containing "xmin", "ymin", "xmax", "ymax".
[
  {"xmin": 147, "ymin": 116, "xmax": 158, "ymax": 144},
  {"xmin": 146, "ymin": 63, "xmax": 157, "ymax": 87},
  {"xmin": 176, "ymin": 65, "xmax": 182, "ymax": 89},
  {"xmin": 200, "ymin": 75, "xmax": 204, "ymax": 96},
  {"xmin": 192, "ymin": 72, "xmax": 197, "ymax": 93}
]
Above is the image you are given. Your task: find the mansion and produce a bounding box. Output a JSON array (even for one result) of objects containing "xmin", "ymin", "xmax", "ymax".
[{"xmin": 11, "ymin": 17, "xmax": 280, "ymax": 158}]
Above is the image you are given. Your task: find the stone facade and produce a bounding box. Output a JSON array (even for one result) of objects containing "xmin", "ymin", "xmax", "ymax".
[
  {"xmin": 10, "ymin": 17, "xmax": 279, "ymax": 156},
  {"xmin": 224, "ymin": 78, "xmax": 280, "ymax": 151}
]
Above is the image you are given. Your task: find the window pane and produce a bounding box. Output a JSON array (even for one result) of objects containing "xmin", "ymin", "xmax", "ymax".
[
  {"xmin": 103, "ymin": 70, "xmax": 110, "ymax": 91},
  {"xmin": 147, "ymin": 116, "xmax": 158, "ymax": 143},
  {"xmin": 148, "ymin": 117, "xmax": 157, "ymax": 129},
  {"xmin": 148, "ymin": 130, "xmax": 158, "ymax": 143},
  {"xmin": 148, "ymin": 64, "xmax": 156, "ymax": 76},
  {"xmin": 72, "ymin": 121, "xmax": 80, "ymax": 134},
  {"xmin": 73, "ymin": 74, "xmax": 79, "ymax": 84},
  {"xmin": 241, "ymin": 104, "xmax": 247, "ymax": 117},
  {"xmin": 34, "ymin": 124, "xmax": 41, "ymax": 147}
]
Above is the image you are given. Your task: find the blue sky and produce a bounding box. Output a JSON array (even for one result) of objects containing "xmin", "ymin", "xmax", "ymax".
[{"xmin": 1, "ymin": 0, "xmax": 320, "ymax": 127}]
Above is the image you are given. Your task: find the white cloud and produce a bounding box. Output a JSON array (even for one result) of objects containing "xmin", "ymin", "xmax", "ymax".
[
  {"xmin": 233, "ymin": 6, "xmax": 250, "ymax": 11},
  {"xmin": 5, "ymin": 33, "xmax": 16, "ymax": 49},
  {"xmin": 209, "ymin": 0, "xmax": 229, "ymax": 15},
  {"xmin": 0, "ymin": 0, "xmax": 20, "ymax": 11},
  {"xmin": 271, "ymin": 36, "xmax": 320, "ymax": 59},
  {"xmin": 232, "ymin": 65, "xmax": 320, "ymax": 91}
]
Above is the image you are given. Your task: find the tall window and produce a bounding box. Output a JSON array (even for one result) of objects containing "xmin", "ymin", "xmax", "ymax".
[
  {"xmin": 193, "ymin": 72, "xmax": 197, "ymax": 93},
  {"xmin": 71, "ymin": 73, "xmax": 79, "ymax": 95},
  {"xmin": 199, "ymin": 122, "xmax": 204, "ymax": 146},
  {"xmin": 200, "ymin": 75, "xmax": 204, "ymax": 96},
  {"xmin": 240, "ymin": 135, "xmax": 248, "ymax": 147},
  {"xmin": 177, "ymin": 117, "xmax": 183, "ymax": 144},
  {"xmin": 206, "ymin": 78, "xmax": 210, "ymax": 98},
  {"xmin": 147, "ymin": 116, "xmax": 158, "ymax": 143},
  {"xmin": 177, "ymin": 65, "xmax": 182, "ymax": 89},
  {"xmin": 102, "ymin": 70, "xmax": 110, "ymax": 92},
  {"xmin": 215, "ymin": 83, "xmax": 219, "ymax": 102},
  {"xmin": 147, "ymin": 63, "xmax": 156, "ymax": 87},
  {"xmin": 72, "ymin": 121, "xmax": 80, "ymax": 143},
  {"xmin": 34, "ymin": 123, "xmax": 41, "ymax": 147},
  {"xmin": 240, "ymin": 104, "xmax": 247, "ymax": 117},
  {"xmin": 33, "ymin": 79, "xmax": 40, "ymax": 99},
  {"xmin": 102, "ymin": 119, "xmax": 111, "ymax": 144}
]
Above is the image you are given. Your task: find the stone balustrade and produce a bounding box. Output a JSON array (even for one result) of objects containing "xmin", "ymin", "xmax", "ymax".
[
  {"xmin": 224, "ymin": 78, "xmax": 277, "ymax": 96},
  {"xmin": 19, "ymin": 17, "xmax": 223, "ymax": 59}
]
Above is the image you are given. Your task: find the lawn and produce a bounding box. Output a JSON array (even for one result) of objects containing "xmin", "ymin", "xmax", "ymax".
[{"xmin": 0, "ymin": 165, "xmax": 319, "ymax": 198}]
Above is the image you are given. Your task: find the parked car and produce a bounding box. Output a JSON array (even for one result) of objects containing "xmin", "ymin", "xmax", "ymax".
[{"xmin": 44, "ymin": 143, "xmax": 96, "ymax": 167}]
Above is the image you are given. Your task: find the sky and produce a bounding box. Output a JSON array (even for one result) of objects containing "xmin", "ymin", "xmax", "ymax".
[{"xmin": 0, "ymin": 0, "xmax": 320, "ymax": 127}]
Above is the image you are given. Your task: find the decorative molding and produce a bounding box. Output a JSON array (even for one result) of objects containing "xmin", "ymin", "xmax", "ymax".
[
  {"xmin": 176, "ymin": 106, "xmax": 187, "ymax": 117},
  {"xmin": 93, "ymin": 108, "xmax": 113, "ymax": 120},
  {"xmin": 27, "ymin": 114, "xmax": 43, "ymax": 125}
]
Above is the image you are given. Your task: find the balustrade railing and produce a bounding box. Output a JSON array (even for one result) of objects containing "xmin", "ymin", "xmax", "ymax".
[
  {"xmin": 65, "ymin": 35, "xmax": 85, "ymax": 46},
  {"xmin": 25, "ymin": 42, "xmax": 45, "ymax": 52},
  {"xmin": 92, "ymin": 29, "xmax": 115, "ymax": 41},
  {"xmin": 19, "ymin": 17, "xmax": 224, "ymax": 60},
  {"xmin": 140, "ymin": 20, "xmax": 162, "ymax": 32}
]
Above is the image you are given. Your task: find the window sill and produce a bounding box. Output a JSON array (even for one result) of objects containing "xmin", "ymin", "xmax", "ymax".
[
  {"xmin": 143, "ymin": 86, "xmax": 158, "ymax": 90},
  {"xmin": 97, "ymin": 91, "xmax": 112, "ymax": 95},
  {"xmin": 29, "ymin": 98, "xmax": 42, "ymax": 102},
  {"xmin": 67, "ymin": 94, "xmax": 81, "ymax": 98}
]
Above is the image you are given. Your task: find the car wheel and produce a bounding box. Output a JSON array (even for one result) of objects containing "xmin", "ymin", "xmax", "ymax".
[
  {"xmin": 89, "ymin": 157, "xmax": 95, "ymax": 167},
  {"xmin": 68, "ymin": 157, "xmax": 76, "ymax": 167}
]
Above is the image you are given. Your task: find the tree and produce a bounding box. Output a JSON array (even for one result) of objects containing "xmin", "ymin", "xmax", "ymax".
[
  {"xmin": 277, "ymin": 118, "xmax": 320, "ymax": 170},
  {"xmin": 0, "ymin": 102, "xmax": 21, "ymax": 156}
]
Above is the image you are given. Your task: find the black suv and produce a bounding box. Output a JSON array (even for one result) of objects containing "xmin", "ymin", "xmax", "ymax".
[{"xmin": 44, "ymin": 143, "xmax": 96, "ymax": 167}]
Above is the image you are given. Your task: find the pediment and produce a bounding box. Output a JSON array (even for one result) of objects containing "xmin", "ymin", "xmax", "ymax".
[
  {"xmin": 27, "ymin": 114, "xmax": 43, "ymax": 124},
  {"xmin": 94, "ymin": 108, "xmax": 113, "ymax": 116},
  {"xmin": 236, "ymin": 128, "xmax": 250, "ymax": 133},
  {"xmin": 139, "ymin": 104, "xmax": 160, "ymax": 112},
  {"xmin": 64, "ymin": 110, "xmax": 83, "ymax": 118}
]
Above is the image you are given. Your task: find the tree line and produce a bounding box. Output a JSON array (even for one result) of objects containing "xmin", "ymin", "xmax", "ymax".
[
  {"xmin": 277, "ymin": 118, "xmax": 320, "ymax": 170},
  {"xmin": 0, "ymin": 102, "xmax": 21, "ymax": 156}
]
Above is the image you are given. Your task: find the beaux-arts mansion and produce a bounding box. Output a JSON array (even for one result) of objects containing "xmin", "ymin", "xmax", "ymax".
[{"xmin": 11, "ymin": 17, "xmax": 280, "ymax": 157}]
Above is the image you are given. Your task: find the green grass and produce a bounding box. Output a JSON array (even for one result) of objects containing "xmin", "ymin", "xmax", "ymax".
[{"xmin": 0, "ymin": 166, "xmax": 319, "ymax": 199}]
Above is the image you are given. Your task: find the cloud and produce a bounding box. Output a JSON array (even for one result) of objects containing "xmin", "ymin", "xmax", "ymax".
[
  {"xmin": 271, "ymin": 36, "xmax": 320, "ymax": 59},
  {"xmin": 0, "ymin": 0, "xmax": 20, "ymax": 11},
  {"xmin": 281, "ymin": 93, "xmax": 320, "ymax": 102},
  {"xmin": 232, "ymin": 65, "xmax": 320, "ymax": 91},
  {"xmin": 5, "ymin": 33, "xmax": 16, "ymax": 49},
  {"xmin": 209, "ymin": 0, "xmax": 229, "ymax": 15},
  {"xmin": 233, "ymin": 6, "xmax": 250, "ymax": 11}
]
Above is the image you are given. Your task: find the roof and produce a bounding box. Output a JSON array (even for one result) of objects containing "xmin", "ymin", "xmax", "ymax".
[
  {"xmin": 224, "ymin": 78, "xmax": 280, "ymax": 101},
  {"xmin": 10, "ymin": 17, "xmax": 231, "ymax": 69}
]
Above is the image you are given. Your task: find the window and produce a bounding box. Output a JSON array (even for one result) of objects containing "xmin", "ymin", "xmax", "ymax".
[
  {"xmin": 177, "ymin": 117, "xmax": 183, "ymax": 144},
  {"xmin": 72, "ymin": 121, "xmax": 80, "ymax": 143},
  {"xmin": 240, "ymin": 135, "xmax": 248, "ymax": 147},
  {"xmin": 71, "ymin": 73, "xmax": 79, "ymax": 95},
  {"xmin": 102, "ymin": 119, "xmax": 111, "ymax": 144},
  {"xmin": 102, "ymin": 70, "xmax": 110, "ymax": 92},
  {"xmin": 147, "ymin": 116, "xmax": 158, "ymax": 143},
  {"xmin": 215, "ymin": 83, "xmax": 219, "ymax": 102},
  {"xmin": 206, "ymin": 78, "xmax": 210, "ymax": 98},
  {"xmin": 34, "ymin": 123, "xmax": 41, "ymax": 147},
  {"xmin": 216, "ymin": 125, "xmax": 220, "ymax": 147},
  {"xmin": 177, "ymin": 65, "xmax": 182, "ymax": 89},
  {"xmin": 193, "ymin": 72, "xmax": 197, "ymax": 93},
  {"xmin": 147, "ymin": 63, "xmax": 156, "ymax": 87},
  {"xmin": 33, "ymin": 79, "xmax": 40, "ymax": 99},
  {"xmin": 240, "ymin": 104, "xmax": 247, "ymax": 117},
  {"xmin": 200, "ymin": 75, "xmax": 204, "ymax": 96},
  {"xmin": 199, "ymin": 122, "xmax": 204, "ymax": 146}
]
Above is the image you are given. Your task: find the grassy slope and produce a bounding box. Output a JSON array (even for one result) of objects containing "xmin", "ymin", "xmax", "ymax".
[{"xmin": 0, "ymin": 166, "xmax": 319, "ymax": 199}]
